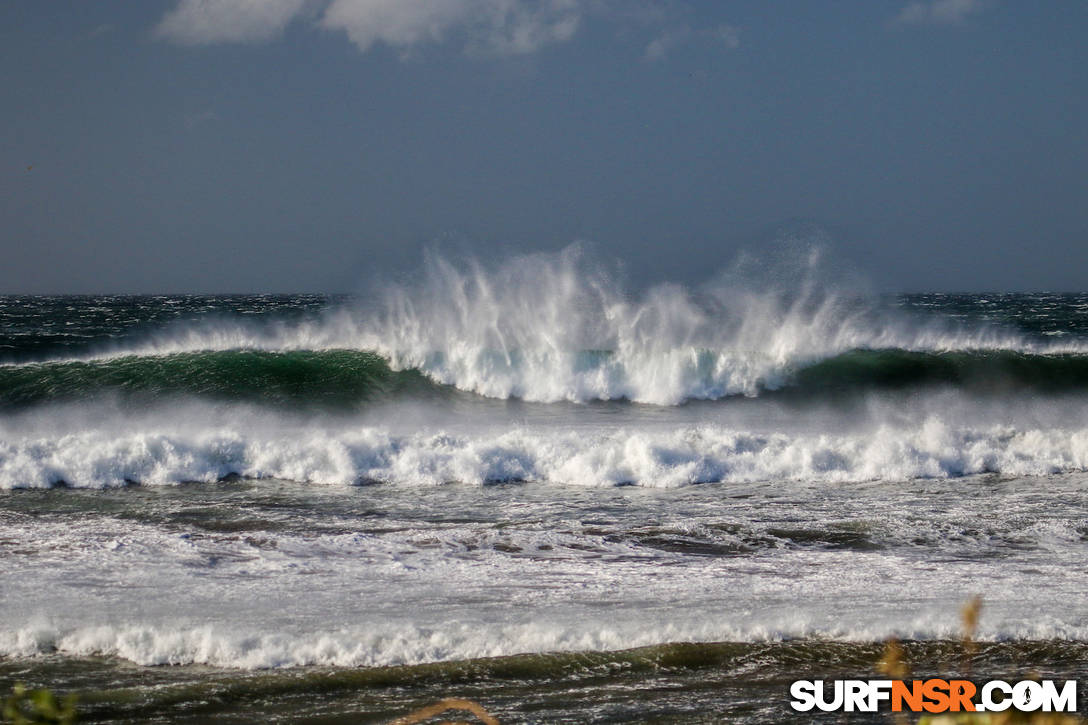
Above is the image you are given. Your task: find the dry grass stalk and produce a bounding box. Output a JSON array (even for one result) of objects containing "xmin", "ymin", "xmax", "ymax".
[
  {"xmin": 877, "ymin": 637, "xmax": 912, "ymax": 725},
  {"xmin": 388, "ymin": 697, "xmax": 500, "ymax": 725},
  {"xmin": 961, "ymin": 595, "xmax": 983, "ymax": 674}
]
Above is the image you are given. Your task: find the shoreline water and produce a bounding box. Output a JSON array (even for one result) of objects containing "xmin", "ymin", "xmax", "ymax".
[{"xmin": 6, "ymin": 639, "xmax": 1087, "ymax": 723}]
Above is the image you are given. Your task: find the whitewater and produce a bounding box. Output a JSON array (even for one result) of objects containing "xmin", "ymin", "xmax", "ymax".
[
  {"xmin": 5, "ymin": 402, "xmax": 1088, "ymax": 489},
  {"xmin": 3, "ymin": 248, "xmax": 1088, "ymax": 721},
  {"xmin": 4, "ymin": 246, "xmax": 1086, "ymax": 406}
]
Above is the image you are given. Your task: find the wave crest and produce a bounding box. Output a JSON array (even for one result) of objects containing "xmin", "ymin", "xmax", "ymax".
[
  {"xmin": 6, "ymin": 247, "xmax": 1087, "ymax": 405},
  {"xmin": 357, "ymin": 246, "xmax": 1044, "ymax": 404},
  {"xmin": 5, "ymin": 416, "xmax": 1088, "ymax": 489}
]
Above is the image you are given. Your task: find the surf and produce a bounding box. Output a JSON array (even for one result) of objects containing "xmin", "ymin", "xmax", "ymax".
[
  {"xmin": 5, "ymin": 399, "xmax": 1088, "ymax": 488},
  {"xmin": 4, "ymin": 347, "xmax": 1088, "ymax": 409},
  {"xmin": 4, "ymin": 246, "xmax": 1088, "ymax": 407}
]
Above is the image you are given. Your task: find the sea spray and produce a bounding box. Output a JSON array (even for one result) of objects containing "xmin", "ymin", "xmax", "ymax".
[{"xmin": 3, "ymin": 246, "xmax": 1084, "ymax": 405}]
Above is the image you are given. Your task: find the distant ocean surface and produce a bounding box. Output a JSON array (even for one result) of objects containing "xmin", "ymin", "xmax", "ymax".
[{"xmin": 3, "ymin": 250, "xmax": 1088, "ymax": 722}]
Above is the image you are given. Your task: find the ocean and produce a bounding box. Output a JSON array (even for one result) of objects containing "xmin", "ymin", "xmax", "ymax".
[{"xmin": 2, "ymin": 250, "xmax": 1088, "ymax": 722}]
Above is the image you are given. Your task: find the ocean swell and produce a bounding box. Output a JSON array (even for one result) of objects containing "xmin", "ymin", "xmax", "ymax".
[
  {"xmin": 2, "ymin": 348, "xmax": 1088, "ymax": 409},
  {"xmin": 4, "ymin": 248, "xmax": 1088, "ymax": 406}
]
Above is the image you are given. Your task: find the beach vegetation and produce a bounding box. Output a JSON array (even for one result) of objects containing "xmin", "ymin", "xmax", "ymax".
[{"xmin": 1, "ymin": 684, "xmax": 76, "ymax": 725}]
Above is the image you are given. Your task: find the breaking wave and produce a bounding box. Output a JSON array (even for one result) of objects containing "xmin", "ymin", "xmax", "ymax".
[
  {"xmin": 5, "ymin": 415, "xmax": 1088, "ymax": 489},
  {"xmin": 3, "ymin": 348, "xmax": 1088, "ymax": 408},
  {"xmin": 4, "ymin": 246, "xmax": 1087, "ymax": 406}
]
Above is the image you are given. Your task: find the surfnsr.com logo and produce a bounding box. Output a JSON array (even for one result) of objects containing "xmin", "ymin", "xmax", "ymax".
[{"xmin": 789, "ymin": 679, "xmax": 1078, "ymax": 713}]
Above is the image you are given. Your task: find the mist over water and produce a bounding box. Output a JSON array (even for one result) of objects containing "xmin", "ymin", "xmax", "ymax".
[
  {"xmin": 1, "ymin": 246, "xmax": 1088, "ymax": 490},
  {"xmin": 4, "ymin": 245, "xmax": 1085, "ymax": 404},
  {"xmin": 3, "ymin": 246, "xmax": 1088, "ymax": 491}
]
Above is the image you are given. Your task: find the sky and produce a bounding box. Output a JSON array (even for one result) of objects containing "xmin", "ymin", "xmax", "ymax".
[{"xmin": 1, "ymin": 0, "xmax": 1086, "ymax": 293}]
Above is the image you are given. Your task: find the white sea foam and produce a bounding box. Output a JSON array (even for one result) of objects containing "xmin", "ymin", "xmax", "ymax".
[
  {"xmin": 4, "ymin": 437, "xmax": 1088, "ymax": 671},
  {"xmin": 4, "ymin": 412, "xmax": 1088, "ymax": 489},
  {"xmin": 4, "ymin": 608, "xmax": 1086, "ymax": 669},
  {"xmin": 5, "ymin": 246, "xmax": 1085, "ymax": 404}
]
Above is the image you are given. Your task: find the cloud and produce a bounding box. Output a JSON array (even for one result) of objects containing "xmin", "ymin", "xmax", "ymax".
[
  {"xmin": 155, "ymin": 0, "xmax": 583, "ymax": 54},
  {"xmin": 644, "ymin": 23, "xmax": 739, "ymax": 61},
  {"xmin": 88, "ymin": 23, "xmax": 115, "ymax": 39},
  {"xmin": 644, "ymin": 27, "xmax": 688, "ymax": 61},
  {"xmin": 154, "ymin": 0, "xmax": 737, "ymax": 60},
  {"xmin": 892, "ymin": 0, "xmax": 987, "ymax": 26},
  {"xmin": 156, "ymin": 0, "xmax": 311, "ymax": 45},
  {"xmin": 184, "ymin": 109, "xmax": 220, "ymax": 129},
  {"xmin": 319, "ymin": 0, "xmax": 583, "ymax": 56},
  {"xmin": 711, "ymin": 24, "xmax": 741, "ymax": 50}
]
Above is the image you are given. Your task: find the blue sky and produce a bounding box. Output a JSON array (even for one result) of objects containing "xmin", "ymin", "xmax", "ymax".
[{"xmin": 2, "ymin": 1, "xmax": 1086, "ymax": 292}]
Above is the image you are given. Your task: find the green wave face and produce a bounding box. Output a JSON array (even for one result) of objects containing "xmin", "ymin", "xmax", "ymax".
[
  {"xmin": 0, "ymin": 350, "xmax": 444, "ymax": 409},
  {"xmin": 4, "ymin": 347, "xmax": 1088, "ymax": 410},
  {"xmin": 789, "ymin": 349, "xmax": 1088, "ymax": 395}
]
